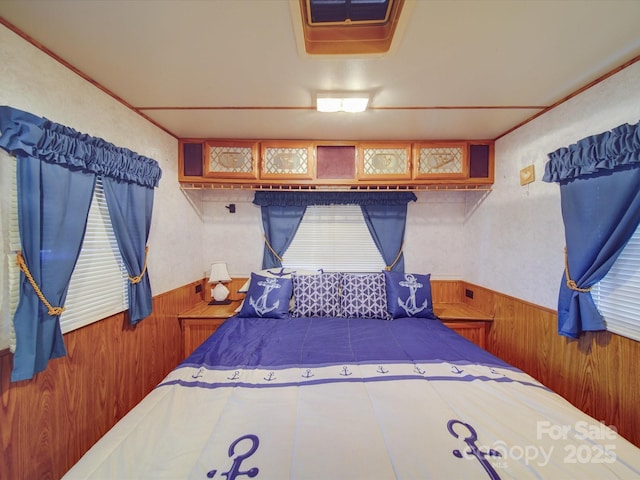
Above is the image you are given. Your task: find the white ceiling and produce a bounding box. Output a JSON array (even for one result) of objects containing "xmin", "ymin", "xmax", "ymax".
[{"xmin": 1, "ymin": 0, "xmax": 639, "ymax": 141}]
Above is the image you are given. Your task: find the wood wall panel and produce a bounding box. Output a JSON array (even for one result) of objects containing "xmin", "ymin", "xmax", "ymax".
[
  {"xmin": 430, "ymin": 280, "xmax": 461, "ymax": 304},
  {"xmin": 0, "ymin": 280, "xmax": 203, "ymax": 480},
  {"xmin": 460, "ymin": 281, "xmax": 640, "ymax": 449}
]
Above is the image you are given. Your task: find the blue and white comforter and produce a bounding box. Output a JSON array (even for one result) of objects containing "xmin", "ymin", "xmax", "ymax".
[{"xmin": 64, "ymin": 316, "xmax": 640, "ymax": 479}]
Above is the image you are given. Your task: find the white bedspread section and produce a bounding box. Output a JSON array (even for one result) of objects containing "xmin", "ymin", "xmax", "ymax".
[{"xmin": 64, "ymin": 361, "xmax": 640, "ymax": 479}]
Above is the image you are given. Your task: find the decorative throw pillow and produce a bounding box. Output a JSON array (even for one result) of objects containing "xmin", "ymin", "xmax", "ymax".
[
  {"xmin": 237, "ymin": 272, "xmax": 293, "ymax": 319},
  {"xmin": 384, "ymin": 271, "xmax": 436, "ymax": 319},
  {"xmin": 292, "ymin": 272, "xmax": 341, "ymax": 317},
  {"xmin": 238, "ymin": 268, "xmax": 320, "ymax": 293},
  {"xmin": 340, "ymin": 272, "xmax": 389, "ymax": 319}
]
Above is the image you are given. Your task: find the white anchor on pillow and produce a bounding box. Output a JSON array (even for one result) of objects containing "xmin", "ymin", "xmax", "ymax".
[
  {"xmin": 249, "ymin": 277, "xmax": 281, "ymax": 316},
  {"xmin": 397, "ymin": 273, "xmax": 428, "ymax": 316}
]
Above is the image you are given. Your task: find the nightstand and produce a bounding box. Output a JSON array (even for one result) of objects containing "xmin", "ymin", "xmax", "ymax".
[
  {"xmin": 433, "ymin": 303, "xmax": 493, "ymax": 349},
  {"xmin": 179, "ymin": 300, "xmax": 242, "ymax": 358}
]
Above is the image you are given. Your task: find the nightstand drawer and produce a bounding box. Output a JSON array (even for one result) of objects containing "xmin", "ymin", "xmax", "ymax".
[
  {"xmin": 182, "ymin": 318, "xmax": 226, "ymax": 358},
  {"xmin": 179, "ymin": 300, "xmax": 241, "ymax": 358},
  {"xmin": 441, "ymin": 320, "xmax": 490, "ymax": 349},
  {"xmin": 433, "ymin": 303, "xmax": 493, "ymax": 349}
]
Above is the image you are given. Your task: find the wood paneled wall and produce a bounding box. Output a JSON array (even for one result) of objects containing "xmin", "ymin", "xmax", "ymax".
[
  {"xmin": 0, "ymin": 280, "xmax": 204, "ymax": 480},
  {"xmin": 451, "ymin": 281, "xmax": 640, "ymax": 449}
]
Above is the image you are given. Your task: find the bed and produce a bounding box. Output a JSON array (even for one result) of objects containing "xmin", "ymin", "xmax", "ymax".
[{"xmin": 63, "ymin": 271, "xmax": 640, "ymax": 479}]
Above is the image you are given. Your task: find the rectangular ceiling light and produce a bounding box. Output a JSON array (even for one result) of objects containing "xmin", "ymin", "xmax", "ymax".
[{"xmin": 317, "ymin": 93, "xmax": 369, "ymax": 112}]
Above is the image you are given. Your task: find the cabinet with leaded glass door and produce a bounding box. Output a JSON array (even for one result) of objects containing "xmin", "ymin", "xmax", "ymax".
[
  {"xmin": 260, "ymin": 141, "xmax": 316, "ymax": 180},
  {"xmin": 356, "ymin": 143, "xmax": 412, "ymax": 181},
  {"xmin": 412, "ymin": 142, "xmax": 468, "ymax": 180},
  {"xmin": 204, "ymin": 140, "xmax": 259, "ymax": 180}
]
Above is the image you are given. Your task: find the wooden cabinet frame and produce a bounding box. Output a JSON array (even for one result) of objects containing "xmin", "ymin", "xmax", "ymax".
[
  {"xmin": 260, "ymin": 141, "xmax": 316, "ymax": 180},
  {"xmin": 179, "ymin": 138, "xmax": 494, "ymax": 189},
  {"xmin": 204, "ymin": 140, "xmax": 259, "ymax": 179},
  {"xmin": 356, "ymin": 142, "xmax": 412, "ymax": 181},
  {"xmin": 413, "ymin": 142, "xmax": 468, "ymax": 180}
]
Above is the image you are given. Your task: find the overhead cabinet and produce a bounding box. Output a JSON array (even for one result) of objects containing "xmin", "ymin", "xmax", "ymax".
[
  {"xmin": 179, "ymin": 139, "xmax": 493, "ymax": 189},
  {"xmin": 357, "ymin": 143, "xmax": 412, "ymax": 181},
  {"xmin": 260, "ymin": 142, "xmax": 315, "ymax": 180},
  {"xmin": 204, "ymin": 141, "xmax": 259, "ymax": 179}
]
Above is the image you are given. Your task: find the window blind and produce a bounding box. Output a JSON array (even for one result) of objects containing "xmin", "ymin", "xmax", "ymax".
[
  {"xmin": 282, "ymin": 204, "xmax": 385, "ymax": 272},
  {"xmin": 592, "ymin": 225, "xmax": 640, "ymax": 342},
  {"xmin": 59, "ymin": 176, "xmax": 129, "ymax": 333}
]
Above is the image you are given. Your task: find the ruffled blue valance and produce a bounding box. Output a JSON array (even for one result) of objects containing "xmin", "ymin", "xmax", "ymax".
[
  {"xmin": 543, "ymin": 120, "xmax": 640, "ymax": 183},
  {"xmin": 253, "ymin": 191, "xmax": 417, "ymax": 207},
  {"xmin": 0, "ymin": 106, "xmax": 162, "ymax": 188}
]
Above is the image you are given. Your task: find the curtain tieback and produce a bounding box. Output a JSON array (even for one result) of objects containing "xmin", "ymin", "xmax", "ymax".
[
  {"xmin": 263, "ymin": 234, "xmax": 283, "ymax": 262},
  {"xmin": 564, "ymin": 246, "xmax": 592, "ymax": 292},
  {"xmin": 128, "ymin": 246, "xmax": 149, "ymax": 284},
  {"xmin": 385, "ymin": 243, "xmax": 404, "ymax": 271},
  {"xmin": 16, "ymin": 251, "xmax": 65, "ymax": 316}
]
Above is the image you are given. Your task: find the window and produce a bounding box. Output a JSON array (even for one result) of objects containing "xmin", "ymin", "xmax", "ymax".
[
  {"xmin": 282, "ymin": 204, "xmax": 385, "ymax": 272},
  {"xmin": 298, "ymin": 0, "xmax": 405, "ymax": 55},
  {"xmin": 8, "ymin": 175, "xmax": 128, "ymax": 351},
  {"xmin": 59, "ymin": 176, "xmax": 128, "ymax": 333},
  {"xmin": 592, "ymin": 225, "xmax": 640, "ymax": 342}
]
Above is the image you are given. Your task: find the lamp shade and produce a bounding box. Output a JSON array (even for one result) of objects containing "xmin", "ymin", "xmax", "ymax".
[{"xmin": 209, "ymin": 261, "xmax": 231, "ymax": 283}]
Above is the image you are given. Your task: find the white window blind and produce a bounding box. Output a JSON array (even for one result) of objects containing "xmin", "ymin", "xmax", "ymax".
[
  {"xmin": 59, "ymin": 176, "xmax": 128, "ymax": 333},
  {"xmin": 592, "ymin": 224, "xmax": 640, "ymax": 342},
  {"xmin": 282, "ymin": 204, "xmax": 385, "ymax": 272}
]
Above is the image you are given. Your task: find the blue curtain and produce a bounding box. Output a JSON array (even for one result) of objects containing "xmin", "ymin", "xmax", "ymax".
[
  {"xmin": 0, "ymin": 106, "xmax": 162, "ymax": 381},
  {"xmin": 543, "ymin": 120, "xmax": 640, "ymax": 338},
  {"xmin": 258, "ymin": 205, "xmax": 307, "ymax": 269},
  {"xmin": 103, "ymin": 178, "xmax": 154, "ymax": 324},
  {"xmin": 13, "ymin": 158, "xmax": 96, "ymax": 382},
  {"xmin": 253, "ymin": 191, "xmax": 416, "ymax": 270},
  {"xmin": 361, "ymin": 204, "xmax": 409, "ymax": 272}
]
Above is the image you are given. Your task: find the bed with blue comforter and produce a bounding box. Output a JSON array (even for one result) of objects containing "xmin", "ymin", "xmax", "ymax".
[
  {"xmin": 64, "ymin": 270, "xmax": 640, "ymax": 478},
  {"xmin": 64, "ymin": 313, "xmax": 640, "ymax": 479}
]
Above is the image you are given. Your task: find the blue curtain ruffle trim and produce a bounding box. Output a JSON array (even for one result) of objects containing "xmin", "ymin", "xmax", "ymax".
[
  {"xmin": 253, "ymin": 191, "xmax": 417, "ymax": 206},
  {"xmin": 0, "ymin": 106, "xmax": 162, "ymax": 188},
  {"xmin": 543, "ymin": 120, "xmax": 640, "ymax": 183}
]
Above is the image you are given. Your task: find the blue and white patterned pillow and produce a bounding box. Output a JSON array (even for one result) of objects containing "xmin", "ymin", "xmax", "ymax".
[
  {"xmin": 384, "ymin": 271, "xmax": 436, "ymax": 319},
  {"xmin": 292, "ymin": 272, "xmax": 342, "ymax": 317},
  {"xmin": 238, "ymin": 272, "xmax": 293, "ymax": 319},
  {"xmin": 340, "ymin": 273, "xmax": 389, "ymax": 319}
]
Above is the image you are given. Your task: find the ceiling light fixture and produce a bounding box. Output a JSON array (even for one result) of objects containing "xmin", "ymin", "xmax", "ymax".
[{"xmin": 316, "ymin": 93, "xmax": 370, "ymax": 113}]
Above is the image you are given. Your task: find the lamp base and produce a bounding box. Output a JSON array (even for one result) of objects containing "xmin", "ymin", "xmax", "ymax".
[{"xmin": 208, "ymin": 299, "xmax": 232, "ymax": 306}]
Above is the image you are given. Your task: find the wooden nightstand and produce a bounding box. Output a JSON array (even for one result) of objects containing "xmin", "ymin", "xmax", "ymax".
[
  {"xmin": 433, "ymin": 303, "xmax": 493, "ymax": 349},
  {"xmin": 179, "ymin": 300, "xmax": 242, "ymax": 359}
]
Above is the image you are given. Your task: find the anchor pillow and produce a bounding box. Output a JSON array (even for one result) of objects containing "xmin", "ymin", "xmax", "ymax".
[
  {"xmin": 384, "ymin": 271, "xmax": 436, "ymax": 319},
  {"xmin": 238, "ymin": 272, "xmax": 293, "ymax": 319}
]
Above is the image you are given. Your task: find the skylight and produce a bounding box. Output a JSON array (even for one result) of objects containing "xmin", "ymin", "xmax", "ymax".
[
  {"xmin": 308, "ymin": 0, "xmax": 392, "ymax": 25},
  {"xmin": 298, "ymin": 0, "xmax": 405, "ymax": 55}
]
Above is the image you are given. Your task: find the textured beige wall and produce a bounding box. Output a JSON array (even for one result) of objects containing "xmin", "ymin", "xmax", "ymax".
[
  {"xmin": 0, "ymin": 25, "xmax": 205, "ymax": 348},
  {"xmin": 464, "ymin": 62, "xmax": 640, "ymax": 309}
]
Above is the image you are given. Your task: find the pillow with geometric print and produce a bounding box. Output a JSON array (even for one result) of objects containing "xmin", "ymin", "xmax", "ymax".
[
  {"xmin": 384, "ymin": 271, "xmax": 437, "ymax": 319},
  {"xmin": 340, "ymin": 272, "xmax": 389, "ymax": 319}
]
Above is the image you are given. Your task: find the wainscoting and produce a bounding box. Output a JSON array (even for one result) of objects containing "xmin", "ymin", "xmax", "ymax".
[
  {"xmin": 433, "ymin": 280, "xmax": 640, "ymax": 449},
  {"xmin": 2, "ymin": 279, "xmax": 638, "ymax": 479},
  {"xmin": 0, "ymin": 280, "xmax": 203, "ymax": 480}
]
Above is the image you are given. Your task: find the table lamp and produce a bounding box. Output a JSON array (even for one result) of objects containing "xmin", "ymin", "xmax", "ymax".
[{"xmin": 208, "ymin": 261, "xmax": 232, "ymax": 305}]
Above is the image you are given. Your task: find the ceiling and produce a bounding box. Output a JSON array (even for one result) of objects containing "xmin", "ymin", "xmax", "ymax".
[{"xmin": 1, "ymin": 0, "xmax": 639, "ymax": 142}]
